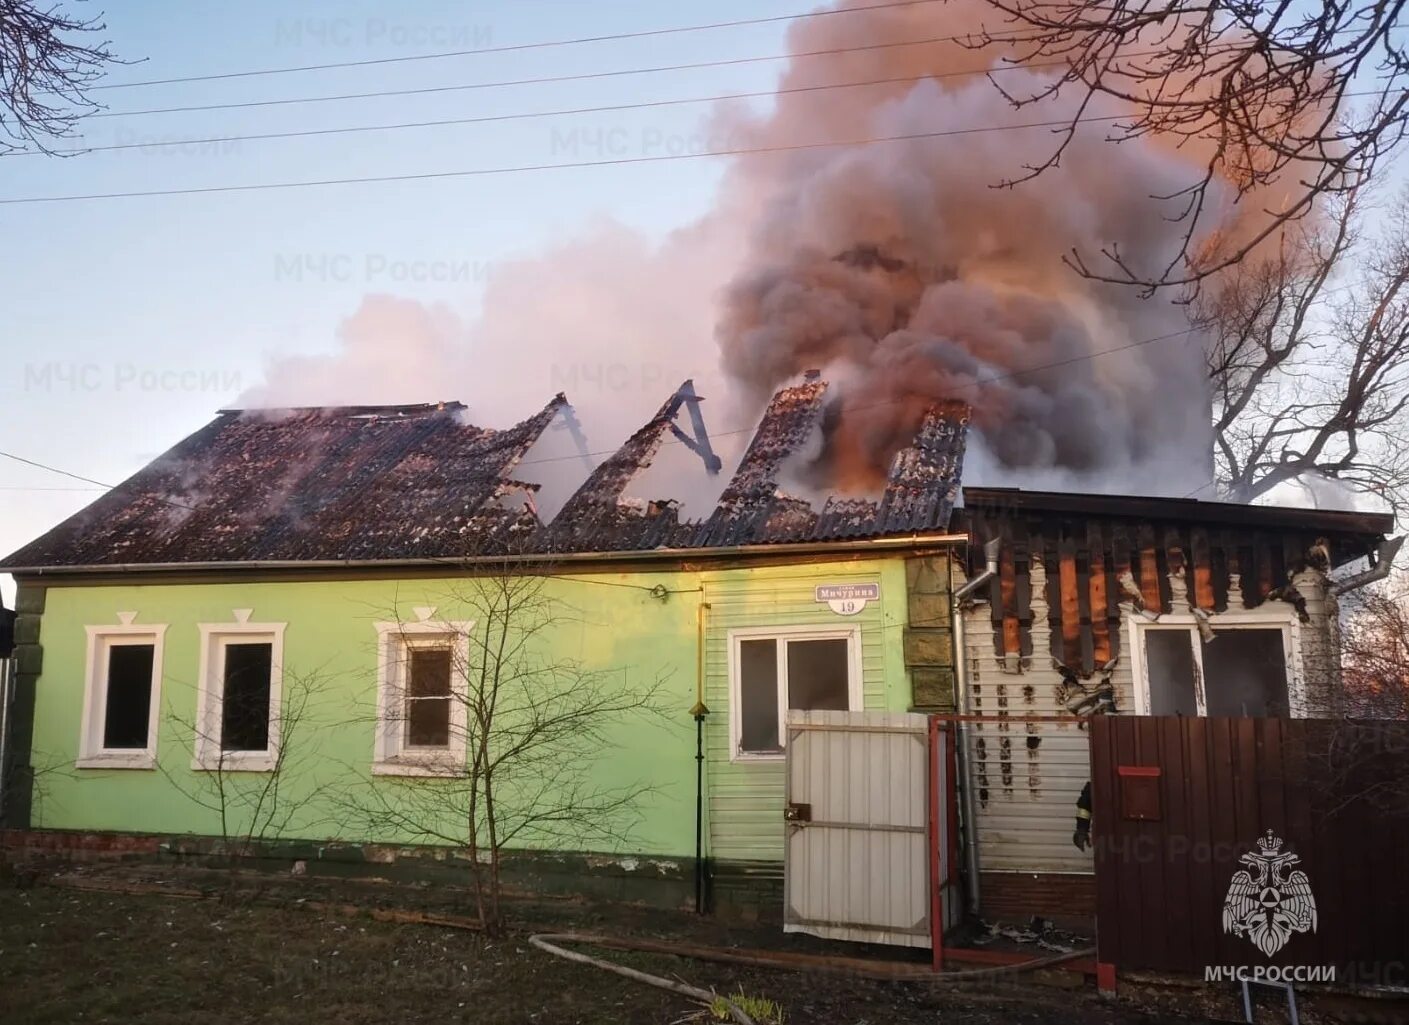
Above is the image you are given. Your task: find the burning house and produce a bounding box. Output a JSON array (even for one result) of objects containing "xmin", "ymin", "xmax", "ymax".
[{"xmin": 0, "ymin": 373, "xmax": 1394, "ymax": 939}]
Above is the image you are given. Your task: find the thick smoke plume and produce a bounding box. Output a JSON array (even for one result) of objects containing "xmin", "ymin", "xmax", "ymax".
[{"xmin": 247, "ymin": 0, "xmax": 1278, "ymax": 499}]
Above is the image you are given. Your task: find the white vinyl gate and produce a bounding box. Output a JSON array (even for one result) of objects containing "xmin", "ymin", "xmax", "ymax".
[{"xmin": 783, "ymin": 710, "xmax": 960, "ymax": 948}]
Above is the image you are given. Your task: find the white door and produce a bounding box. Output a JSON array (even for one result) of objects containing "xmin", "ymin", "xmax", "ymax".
[{"xmin": 783, "ymin": 709, "xmax": 957, "ymax": 948}]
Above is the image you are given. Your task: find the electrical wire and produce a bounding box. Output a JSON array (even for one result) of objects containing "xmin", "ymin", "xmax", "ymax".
[
  {"xmin": 0, "ymin": 112, "xmax": 1133, "ymax": 204},
  {"xmin": 91, "ymin": 0, "xmax": 957, "ymax": 91},
  {"xmin": 8, "ymin": 81, "xmax": 1384, "ymax": 202},
  {"xmin": 0, "ymin": 450, "xmax": 198, "ymax": 513},
  {"xmin": 11, "ymin": 62, "xmax": 1080, "ymax": 159},
  {"xmin": 85, "ymin": 34, "xmax": 1016, "ymax": 120}
]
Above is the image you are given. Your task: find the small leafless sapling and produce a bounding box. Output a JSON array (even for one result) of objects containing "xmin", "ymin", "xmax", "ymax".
[
  {"xmin": 343, "ymin": 561, "xmax": 676, "ymax": 933},
  {"xmin": 162, "ymin": 666, "xmax": 334, "ymax": 878}
]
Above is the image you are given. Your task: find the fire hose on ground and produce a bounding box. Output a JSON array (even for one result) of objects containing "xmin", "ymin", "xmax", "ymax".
[{"xmin": 529, "ymin": 929, "xmax": 1097, "ymax": 1023}]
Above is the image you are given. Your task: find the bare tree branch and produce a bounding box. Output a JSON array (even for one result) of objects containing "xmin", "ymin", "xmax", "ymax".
[
  {"xmin": 1199, "ymin": 188, "xmax": 1409, "ymax": 509},
  {"xmin": 970, "ymin": 0, "xmax": 1409, "ymax": 291},
  {"xmin": 0, "ymin": 1, "xmax": 122, "ymax": 154}
]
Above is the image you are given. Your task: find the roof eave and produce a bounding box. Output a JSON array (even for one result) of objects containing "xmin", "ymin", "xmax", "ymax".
[
  {"xmin": 961, "ymin": 486, "xmax": 1395, "ymax": 536},
  {"xmin": 0, "ymin": 530, "xmax": 968, "ymax": 578}
]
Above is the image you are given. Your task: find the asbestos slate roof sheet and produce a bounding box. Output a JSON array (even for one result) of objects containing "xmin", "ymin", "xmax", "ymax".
[{"xmin": 4, "ymin": 398, "xmax": 565, "ymax": 567}]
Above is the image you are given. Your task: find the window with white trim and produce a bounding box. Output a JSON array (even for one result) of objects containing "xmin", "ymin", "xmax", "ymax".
[
  {"xmin": 374, "ymin": 618, "xmax": 471, "ymax": 775},
  {"xmin": 1133, "ymin": 618, "xmax": 1296, "ymax": 717},
  {"xmin": 729, "ymin": 626, "xmax": 861, "ymax": 758},
  {"xmin": 194, "ymin": 618, "xmax": 286, "ymax": 771},
  {"xmin": 79, "ymin": 621, "xmax": 167, "ymax": 769}
]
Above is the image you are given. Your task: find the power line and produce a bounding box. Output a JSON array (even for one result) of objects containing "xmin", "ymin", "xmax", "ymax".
[
  {"xmin": 0, "ymin": 113, "xmax": 1133, "ymax": 205},
  {"xmin": 87, "ymin": 34, "xmax": 994, "ymax": 120},
  {"xmin": 17, "ymin": 81, "xmax": 1382, "ymax": 200},
  {"xmin": 91, "ymin": 0, "xmax": 957, "ymax": 91},
  {"xmin": 0, "ymin": 486, "xmax": 107, "ymax": 492},
  {"xmin": 0, "ymin": 450, "xmax": 195, "ymax": 513},
  {"xmin": 11, "ymin": 63, "xmax": 1073, "ymax": 159}
]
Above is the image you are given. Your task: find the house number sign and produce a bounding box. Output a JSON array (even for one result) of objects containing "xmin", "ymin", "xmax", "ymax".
[{"xmin": 815, "ymin": 583, "xmax": 880, "ymax": 616}]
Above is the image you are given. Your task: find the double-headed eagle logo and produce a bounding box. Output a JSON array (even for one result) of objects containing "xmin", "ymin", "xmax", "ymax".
[{"xmin": 1222, "ymin": 830, "xmax": 1318, "ymax": 957}]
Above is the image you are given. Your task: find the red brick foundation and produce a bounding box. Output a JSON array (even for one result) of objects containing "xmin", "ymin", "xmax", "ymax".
[
  {"xmin": 979, "ymin": 871, "xmax": 1095, "ymax": 931},
  {"xmin": 1, "ymin": 828, "xmax": 163, "ymax": 860}
]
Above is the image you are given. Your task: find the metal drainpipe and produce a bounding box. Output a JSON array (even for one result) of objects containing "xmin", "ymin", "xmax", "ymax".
[
  {"xmin": 951, "ymin": 537, "xmax": 1000, "ymax": 915},
  {"xmin": 691, "ymin": 600, "xmax": 712, "ymax": 914}
]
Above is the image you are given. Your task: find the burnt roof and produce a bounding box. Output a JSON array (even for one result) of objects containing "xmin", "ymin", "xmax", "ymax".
[
  {"xmin": 961, "ymin": 487, "xmax": 1394, "ymax": 539},
  {"xmin": 2, "ymin": 377, "xmax": 972, "ymax": 571},
  {"xmin": 4, "ymin": 398, "xmax": 566, "ymax": 568},
  {"xmin": 26, "ymin": 381, "xmax": 1392, "ymax": 573}
]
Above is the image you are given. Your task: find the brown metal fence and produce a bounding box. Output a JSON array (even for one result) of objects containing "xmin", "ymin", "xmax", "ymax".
[{"xmin": 1091, "ymin": 716, "xmax": 1409, "ymax": 978}]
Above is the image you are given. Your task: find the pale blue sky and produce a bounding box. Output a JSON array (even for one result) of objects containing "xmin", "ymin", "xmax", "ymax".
[{"xmin": 0, "ymin": 1, "xmax": 809, "ymax": 603}]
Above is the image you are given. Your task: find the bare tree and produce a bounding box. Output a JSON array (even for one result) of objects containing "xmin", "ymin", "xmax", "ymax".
[
  {"xmin": 0, "ymin": 1, "xmax": 120, "ymax": 154},
  {"xmin": 162, "ymin": 667, "xmax": 334, "ymax": 874},
  {"xmin": 1340, "ymin": 578, "xmax": 1409, "ymax": 720},
  {"xmin": 972, "ymin": 0, "xmax": 1408, "ymax": 291},
  {"xmin": 343, "ymin": 564, "xmax": 674, "ymax": 933},
  {"xmin": 1198, "ymin": 188, "xmax": 1409, "ymax": 508}
]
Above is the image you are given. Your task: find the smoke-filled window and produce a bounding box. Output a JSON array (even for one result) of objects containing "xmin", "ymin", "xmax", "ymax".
[
  {"xmin": 731, "ymin": 629, "xmax": 858, "ymax": 757},
  {"xmin": 1138, "ymin": 623, "xmax": 1291, "ymax": 717}
]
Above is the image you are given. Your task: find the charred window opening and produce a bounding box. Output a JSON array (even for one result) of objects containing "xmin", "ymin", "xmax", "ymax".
[
  {"xmin": 405, "ymin": 647, "xmax": 453, "ymax": 749},
  {"xmin": 102, "ymin": 643, "xmax": 155, "ymax": 750},
  {"xmin": 220, "ymin": 642, "xmax": 273, "ymax": 752},
  {"xmin": 734, "ymin": 631, "xmax": 856, "ymax": 756},
  {"xmin": 1141, "ymin": 624, "xmax": 1291, "ymax": 717},
  {"xmin": 1203, "ymin": 630, "xmax": 1289, "ymax": 716},
  {"xmin": 1145, "ymin": 630, "xmax": 1200, "ymax": 717}
]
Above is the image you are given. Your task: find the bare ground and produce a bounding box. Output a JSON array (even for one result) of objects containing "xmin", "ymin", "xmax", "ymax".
[{"xmin": 0, "ymin": 867, "xmax": 1204, "ymax": 1025}]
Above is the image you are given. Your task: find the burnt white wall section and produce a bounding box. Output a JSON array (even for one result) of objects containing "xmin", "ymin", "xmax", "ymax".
[
  {"xmin": 783, "ymin": 709, "xmax": 934, "ymax": 948},
  {"xmin": 958, "ymin": 553, "xmax": 1340, "ymax": 879},
  {"xmin": 962, "ymin": 556, "xmax": 1114, "ymax": 875}
]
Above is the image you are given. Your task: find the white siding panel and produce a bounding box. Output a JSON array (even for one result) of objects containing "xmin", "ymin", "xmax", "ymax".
[
  {"xmin": 783, "ymin": 710, "xmax": 931, "ymax": 948},
  {"xmin": 962, "ymin": 604, "xmax": 1136, "ymax": 875}
]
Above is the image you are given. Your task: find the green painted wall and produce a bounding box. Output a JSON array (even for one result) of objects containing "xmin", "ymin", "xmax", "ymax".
[
  {"xmin": 22, "ymin": 554, "xmax": 937, "ymax": 862},
  {"xmin": 701, "ymin": 559, "xmax": 915, "ymax": 863}
]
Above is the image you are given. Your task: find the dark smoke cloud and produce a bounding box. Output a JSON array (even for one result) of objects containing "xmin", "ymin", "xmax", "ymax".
[
  {"xmin": 247, "ymin": 0, "xmax": 1283, "ymax": 499},
  {"xmin": 710, "ymin": 1, "xmax": 1229, "ymax": 494}
]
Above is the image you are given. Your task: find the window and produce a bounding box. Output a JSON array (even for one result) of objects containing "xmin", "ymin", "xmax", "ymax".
[
  {"xmin": 194, "ymin": 617, "xmax": 286, "ymax": 771},
  {"xmin": 374, "ymin": 617, "xmax": 471, "ymax": 775},
  {"xmin": 729, "ymin": 627, "xmax": 861, "ymax": 758},
  {"xmin": 1132, "ymin": 617, "xmax": 1297, "ymax": 717},
  {"xmin": 405, "ymin": 646, "xmax": 452, "ymax": 748},
  {"xmin": 79, "ymin": 620, "xmax": 167, "ymax": 769}
]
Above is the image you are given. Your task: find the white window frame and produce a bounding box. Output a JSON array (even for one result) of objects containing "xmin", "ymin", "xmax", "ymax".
[
  {"xmin": 727, "ymin": 624, "xmax": 863, "ymax": 762},
  {"xmin": 373, "ymin": 618, "xmax": 473, "ymax": 777},
  {"xmin": 193, "ymin": 618, "xmax": 287, "ymax": 773},
  {"xmin": 1126, "ymin": 608, "xmax": 1305, "ymax": 718},
  {"xmin": 78, "ymin": 620, "xmax": 167, "ymax": 770}
]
